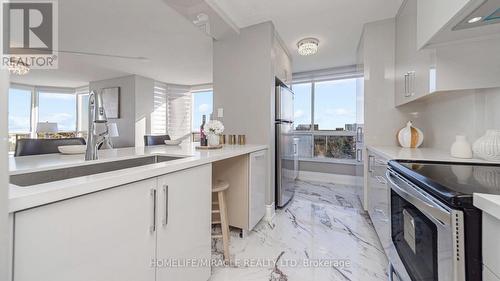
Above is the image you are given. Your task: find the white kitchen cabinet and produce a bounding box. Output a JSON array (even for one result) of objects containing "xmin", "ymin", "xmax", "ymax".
[
  {"xmin": 367, "ymin": 150, "xmax": 391, "ymax": 252},
  {"xmin": 156, "ymin": 164, "xmax": 212, "ymax": 281},
  {"xmin": 395, "ymin": 0, "xmax": 433, "ymax": 106},
  {"xmin": 432, "ymin": 37, "xmax": 500, "ymax": 92},
  {"xmin": 273, "ymin": 36, "xmax": 292, "ymax": 85},
  {"xmin": 248, "ymin": 150, "xmax": 267, "ymax": 230},
  {"xmin": 482, "ymin": 212, "xmax": 500, "ymax": 279},
  {"xmin": 395, "ymin": 0, "xmax": 500, "ymax": 107},
  {"xmin": 13, "ymin": 164, "xmax": 213, "ymax": 281},
  {"xmin": 13, "ymin": 179, "xmax": 158, "ymax": 281},
  {"xmin": 213, "ymin": 151, "xmax": 268, "ymax": 234}
]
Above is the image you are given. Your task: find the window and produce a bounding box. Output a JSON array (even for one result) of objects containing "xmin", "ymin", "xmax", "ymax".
[
  {"xmin": 76, "ymin": 87, "xmax": 90, "ymax": 133},
  {"xmin": 8, "ymin": 87, "xmax": 32, "ymax": 151},
  {"xmin": 191, "ymin": 90, "xmax": 213, "ymax": 132},
  {"xmin": 8, "ymin": 88, "xmax": 32, "ymax": 134},
  {"xmin": 7, "ymin": 84, "xmax": 86, "ymax": 151},
  {"xmin": 314, "ymin": 79, "xmax": 357, "ymax": 131},
  {"xmin": 38, "ymin": 91, "xmax": 77, "ymax": 132},
  {"xmin": 292, "ymin": 77, "xmax": 361, "ymax": 162},
  {"xmin": 292, "ymin": 83, "xmax": 312, "ymax": 131}
]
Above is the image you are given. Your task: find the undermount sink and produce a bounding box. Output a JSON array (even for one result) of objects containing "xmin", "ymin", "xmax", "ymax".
[{"xmin": 10, "ymin": 155, "xmax": 184, "ymax": 187}]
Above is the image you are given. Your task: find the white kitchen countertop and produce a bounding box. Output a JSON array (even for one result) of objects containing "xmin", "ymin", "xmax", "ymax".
[
  {"xmin": 8, "ymin": 143, "xmax": 268, "ymax": 213},
  {"xmin": 366, "ymin": 145, "xmax": 499, "ymax": 163},
  {"xmin": 368, "ymin": 145, "xmax": 500, "ymax": 219},
  {"xmin": 474, "ymin": 194, "xmax": 500, "ymax": 220}
]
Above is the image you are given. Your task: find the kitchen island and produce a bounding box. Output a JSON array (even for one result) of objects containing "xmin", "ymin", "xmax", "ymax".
[{"xmin": 7, "ymin": 143, "xmax": 268, "ymax": 281}]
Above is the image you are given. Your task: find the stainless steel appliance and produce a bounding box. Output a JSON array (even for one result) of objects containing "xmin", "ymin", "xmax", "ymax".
[
  {"xmin": 386, "ymin": 160, "xmax": 491, "ymax": 281},
  {"xmin": 275, "ymin": 82, "xmax": 297, "ymax": 208}
]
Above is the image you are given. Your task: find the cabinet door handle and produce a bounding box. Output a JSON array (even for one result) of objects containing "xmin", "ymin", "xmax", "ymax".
[
  {"xmin": 162, "ymin": 185, "xmax": 169, "ymax": 226},
  {"xmin": 356, "ymin": 127, "xmax": 363, "ymax": 142},
  {"xmin": 404, "ymin": 73, "xmax": 407, "ymax": 96},
  {"xmin": 150, "ymin": 188, "xmax": 157, "ymax": 233},
  {"xmin": 404, "ymin": 73, "xmax": 410, "ymax": 97},
  {"xmin": 368, "ymin": 155, "xmax": 375, "ymax": 173},
  {"xmin": 356, "ymin": 149, "xmax": 363, "ymax": 162}
]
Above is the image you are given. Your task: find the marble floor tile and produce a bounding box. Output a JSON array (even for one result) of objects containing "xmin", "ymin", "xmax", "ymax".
[{"xmin": 209, "ymin": 179, "xmax": 388, "ymax": 281}]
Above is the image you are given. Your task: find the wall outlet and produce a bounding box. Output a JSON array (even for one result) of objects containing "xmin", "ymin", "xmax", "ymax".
[{"xmin": 217, "ymin": 108, "xmax": 224, "ymax": 118}]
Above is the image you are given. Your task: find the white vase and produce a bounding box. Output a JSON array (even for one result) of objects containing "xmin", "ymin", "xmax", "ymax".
[
  {"xmin": 450, "ymin": 135, "xmax": 472, "ymax": 159},
  {"xmin": 397, "ymin": 121, "xmax": 424, "ymax": 148},
  {"xmin": 473, "ymin": 130, "xmax": 500, "ymax": 161},
  {"xmin": 208, "ymin": 134, "xmax": 220, "ymax": 146}
]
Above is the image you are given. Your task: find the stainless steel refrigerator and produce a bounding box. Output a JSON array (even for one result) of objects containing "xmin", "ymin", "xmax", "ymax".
[{"xmin": 275, "ymin": 83, "xmax": 298, "ymax": 208}]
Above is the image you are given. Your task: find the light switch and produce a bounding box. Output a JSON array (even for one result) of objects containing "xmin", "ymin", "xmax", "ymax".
[{"xmin": 217, "ymin": 108, "xmax": 224, "ymax": 118}]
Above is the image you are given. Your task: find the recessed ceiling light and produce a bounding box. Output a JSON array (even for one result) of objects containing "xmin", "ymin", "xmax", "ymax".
[
  {"xmin": 468, "ymin": 16, "xmax": 482, "ymax": 23},
  {"xmin": 297, "ymin": 38, "xmax": 319, "ymax": 56}
]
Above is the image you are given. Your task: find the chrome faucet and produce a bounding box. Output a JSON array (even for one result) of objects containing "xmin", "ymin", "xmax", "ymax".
[{"xmin": 85, "ymin": 90, "xmax": 110, "ymax": 161}]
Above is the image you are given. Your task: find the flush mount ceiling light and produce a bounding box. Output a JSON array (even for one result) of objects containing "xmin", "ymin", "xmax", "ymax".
[
  {"xmin": 297, "ymin": 38, "xmax": 319, "ymax": 56},
  {"xmin": 7, "ymin": 58, "xmax": 30, "ymax": 75},
  {"xmin": 468, "ymin": 16, "xmax": 482, "ymax": 23}
]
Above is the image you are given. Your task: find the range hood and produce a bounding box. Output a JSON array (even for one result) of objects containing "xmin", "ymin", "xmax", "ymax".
[{"xmin": 454, "ymin": 0, "xmax": 500, "ymax": 30}]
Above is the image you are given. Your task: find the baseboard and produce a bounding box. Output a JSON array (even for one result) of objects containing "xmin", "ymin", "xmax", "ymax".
[
  {"xmin": 265, "ymin": 203, "xmax": 276, "ymax": 222},
  {"xmin": 298, "ymin": 171, "xmax": 361, "ymax": 186}
]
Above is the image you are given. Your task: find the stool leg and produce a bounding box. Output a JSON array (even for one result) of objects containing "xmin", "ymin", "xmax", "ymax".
[{"xmin": 218, "ymin": 190, "xmax": 230, "ymax": 263}]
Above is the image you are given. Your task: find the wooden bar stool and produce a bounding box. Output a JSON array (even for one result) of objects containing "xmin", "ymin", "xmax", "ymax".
[{"xmin": 212, "ymin": 180, "xmax": 230, "ymax": 262}]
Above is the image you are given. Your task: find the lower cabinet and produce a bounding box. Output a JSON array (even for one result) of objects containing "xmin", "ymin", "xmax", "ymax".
[
  {"xmin": 248, "ymin": 150, "xmax": 267, "ymax": 230},
  {"xmin": 156, "ymin": 165, "xmax": 211, "ymax": 281},
  {"xmin": 483, "ymin": 212, "xmax": 500, "ymax": 280},
  {"xmin": 14, "ymin": 178, "xmax": 158, "ymax": 281},
  {"xmin": 13, "ymin": 164, "xmax": 212, "ymax": 281},
  {"xmin": 367, "ymin": 150, "xmax": 391, "ymax": 252}
]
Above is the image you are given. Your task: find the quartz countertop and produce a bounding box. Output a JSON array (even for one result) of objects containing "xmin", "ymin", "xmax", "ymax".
[
  {"xmin": 366, "ymin": 145, "xmax": 498, "ymax": 164},
  {"xmin": 367, "ymin": 145, "xmax": 500, "ymax": 219},
  {"xmin": 9, "ymin": 143, "xmax": 268, "ymax": 213},
  {"xmin": 474, "ymin": 194, "xmax": 500, "ymax": 220}
]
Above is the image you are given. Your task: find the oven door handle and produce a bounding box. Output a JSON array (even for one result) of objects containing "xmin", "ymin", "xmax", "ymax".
[{"xmin": 386, "ymin": 170, "xmax": 451, "ymax": 226}]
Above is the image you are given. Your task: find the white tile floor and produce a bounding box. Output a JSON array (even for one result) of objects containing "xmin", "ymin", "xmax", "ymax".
[{"xmin": 209, "ymin": 180, "xmax": 388, "ymax": 281}]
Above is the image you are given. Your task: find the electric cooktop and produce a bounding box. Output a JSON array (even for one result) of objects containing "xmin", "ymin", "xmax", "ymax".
[{"xmin": 388, "ymin": 160, "xmax": 500, "ymax": 208}]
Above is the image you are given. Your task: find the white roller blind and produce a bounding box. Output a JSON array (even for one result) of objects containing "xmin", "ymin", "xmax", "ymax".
[{"xmin": 153, "ymin": 82, "xmax": 191, "ymax": 140}]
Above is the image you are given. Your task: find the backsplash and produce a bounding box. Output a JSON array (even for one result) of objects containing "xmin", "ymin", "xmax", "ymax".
[{"xmin": 398, "ymin": 87, "xmax": 500, "ymax": 151}]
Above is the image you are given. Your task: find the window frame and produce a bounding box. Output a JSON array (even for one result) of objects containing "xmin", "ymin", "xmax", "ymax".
[
  {"xmin": 291, "ymin": 76, "xmax": 361, "ymax": 163},
  {"xmin": 190, "ymin": 88, "xmax": 213, "ymax": 132},
  {"xmin": 37, "ymin": 87, "xmax": 78, "ymax": 133},
  {"xmin": 8, "ymin": 84, "xmax": 36, "ymax": 137},
  {"xmin": 9, "ymin": 83, "xmax": 88, "ymax": 137}
]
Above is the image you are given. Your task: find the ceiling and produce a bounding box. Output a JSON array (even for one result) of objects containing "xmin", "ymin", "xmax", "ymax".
[
  {"xmin": 210, "ymin": 0, "xmax": 403, "ymax": 72},
  {"xmin": 11, "ymin": 0, "xmax": 213, "ymax": 88}
]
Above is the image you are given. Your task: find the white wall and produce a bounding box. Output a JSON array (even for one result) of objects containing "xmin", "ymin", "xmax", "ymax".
[
  {"xmin": 89, "ymin": 75, "xmax": 155, "ymax": 148},
  {"xmin": 213, "ymin": 22, "xmax": 276, "ymax": 205},
  {"xmin": 134, "ymin": 76, "xmax": 155, "ymax": 147},
  {"xmin": 399, "ymin": 87, "xmax": 500, "ymax": 150},
  {"xmin": 0, "ymin": 2, "xmax": 9, "ymax": 277},
  {"xmin": 90, "ymin": 75, "xmax": 136, "ymax": 147}
]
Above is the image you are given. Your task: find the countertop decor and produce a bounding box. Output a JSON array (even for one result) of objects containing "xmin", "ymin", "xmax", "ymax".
[
  {"xmin": 473, "ymin": 130, "xmax": 500, "ymax": 161},
  {"xmin": 397, "ymin": 121, "xmax": 424, "ymax": 148}
]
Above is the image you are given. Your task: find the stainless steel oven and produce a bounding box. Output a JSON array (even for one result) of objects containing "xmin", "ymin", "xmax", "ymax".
[{"xmin": 386, "ymin": 168, "xmax": 466, "ymax": 281}]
